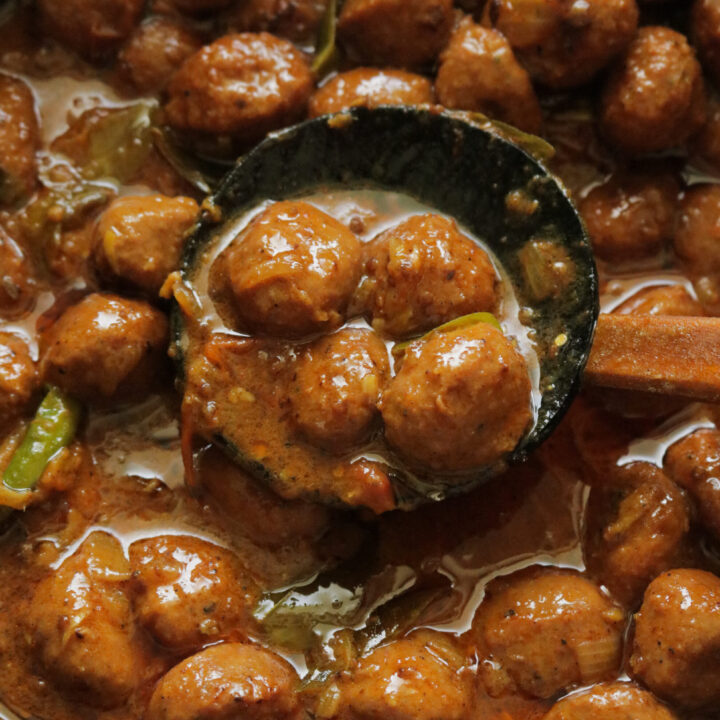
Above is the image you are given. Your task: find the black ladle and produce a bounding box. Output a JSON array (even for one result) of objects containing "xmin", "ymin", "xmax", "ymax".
[{"xmin": 173, "ymin": 106, "xmax": 598, "ymax": 511}]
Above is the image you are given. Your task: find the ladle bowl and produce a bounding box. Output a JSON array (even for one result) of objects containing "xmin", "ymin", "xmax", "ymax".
[{"xmin": 173, "ymin": 106, "xmax": 599, "ymax": 510}]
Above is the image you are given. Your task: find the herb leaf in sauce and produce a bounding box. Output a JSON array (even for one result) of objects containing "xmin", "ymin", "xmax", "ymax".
[{"xmin": 312, "ymin": 0, "xmax": 338, "ymax": 77}]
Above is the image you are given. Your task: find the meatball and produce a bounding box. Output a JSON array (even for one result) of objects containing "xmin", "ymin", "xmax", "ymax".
[
  {"xmin": 674, "ymin": 184, "xmax": 720, "ymax": 312},
  {"xmin": 291, "ymin": 329, "xmax": 389, "ymax": 451},
  {"xmin": 579, "ymin": 171, "xmax": 679, "ymax": 263},
  {"xmin": 692, "ymin": 0, "xmax": 720, "ymax": 85},
  {"xmin": 381, "ymin": 322, "xmax": 532, "ymax": 471},
  {"xmin": 471, "ymin": 568, "xmax": 626, "ymax": 699},
  {"xmin": 165, "ymin": 33, "xmax": 313, "ymax": 147},
  {"xmin": 128, "ymin": 535, "xmax": 258, "ymax": 651},
  {"xmin": 665, "ymin": 428, "xmax": 720, "ymax": 540},
  {"xmin": 38, "ymin": 0, "xmax": 144, "ymax": 59},
  {"xmin": 337, "ymin": 0, "xmax": 453, "ymax": 69},
  {"xmin": 354, "ymin": 214, "xmax": 498, "ymax": 338},
  {"xmin": 0, "ymin": 332, "xmax": 36, "ymax": 420},
  {"xmin": 93, "ymin": 194, "xmax": 198, "ymax": 294},
  {"xmin": 630, "ymin": 569, "xmax": 720, "ymax": 709},
  {"xmin": 26, "ymin": 532, "xmax": 141, "ymax": 708},
  {"xmin": 0, "ymin": 226, "xmax": 34, "ymax": 318},
  {"xmin": 544, "ymin": 682, "xmax": 678, "ymax": 720},
  {"xmin": 40, "ymin": 293, "xmax": 169, "ymax": 402},
  {"xmin": 228, "ymin": 0, "xmax": 327, "ymax": 44},
  {"xmin": 691, "ymin": 97, "xmax": 720, "ymax": 173},
  {"xmin": 198, "ymin": 447, "xmax": 333, "ymax": 548},
  {"xmin": 117, "ymin": 17, "xmax": 202, "ymax": 94},
  {"xmin": 435, "ymin": 18, "xmax": 542, "ymax": 134},
  {"xmin": 615, "ymin": 284, "xmax": 703, "ymax": 317},
  {"xmin": 600, "ymin": 27, "xmax": 707, "ymax": 156},
  {"xmin": 336, "ymin": 630, "xmax": 473, "ymax": 720},
  {"xmin": 0, "ymin": 74, "xmax": 38, "ymax": 206},
  {"xmin": 309, "ymin": 68, "xmax": 434, "ymax": 118},
  {"xmin": 483, "ymin": 0, "xmax": 638, "ymax": 89},
  {"xmin": 584, "ymin": 462, "xmax": 690, "ymax": 607},
  {"xmin": 146, "ymin": 643, "xmax": 301, "ymax": 720},
  {"xmin": 222, "ymin": 201, "xmax": 362, "ymax": 338}
]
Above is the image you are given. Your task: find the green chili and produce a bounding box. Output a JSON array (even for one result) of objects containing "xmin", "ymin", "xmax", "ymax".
[
  {"xmin": 2, "ymin": 386, "xmax": 82, "ymax": 495},
  {"xmin": 312, "ymin": 0, "xmax": 338, "ymax": 76}
]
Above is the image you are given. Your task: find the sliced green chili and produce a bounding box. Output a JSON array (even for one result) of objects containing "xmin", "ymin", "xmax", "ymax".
[{"xmin": 2, "ymin": 387, "xmax": 82, "ymax": 495}]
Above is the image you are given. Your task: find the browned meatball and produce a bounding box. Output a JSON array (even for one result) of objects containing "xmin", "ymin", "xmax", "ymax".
[
  {"xmin": 26, "ymin": 533, "xmax": 142, "ymax": 707},
  {"xmin": 381, "ymin": 322, "xmax": 532, "ymax": 471},
  {"xmin": 600, "ymin": 27, "xmax": 707, "ymax": 156},
  {"xmin": 336, "ymin": 630, "xmax": 473, "ymax": 720},
  {"xmin": 435, "ymin": 18, "xmax": 542, "ymax": 134},
  {"xmin": 544, "ymin": 682, "xmax": 678, "ymax": 720},
  {"xmin": 483, "ymin": 0, "xmax": 638, "ymax": 89},
  {"xmin": 38, "ymin": 0, "xmax": 145, "ymax": 59},
  {"xmin": 630, "ymin": 569, "xmax": 720, "ymax": 710},
  {"xmin": 0, "ymin": 226, "xmax": 34, "ymax": 318},
  {"xmin": 291, "ymin": 329, "xmax": 389, "ymax": 451},
  {"xmin": 337, "ymin": 0, "xmax": 454, "ymax": 69},
  {"xmin": 222, "ymin": 201, "xmax": 362, "ymax": 337},
  {"xmin": 146, "ymin": 643, "xmax": 301, "ymax": 720},
  {"xmin": 0, "ymin": 74, "xmax": 38, "ymax": 206},
  {"xmin": 40, "ymin": 293, "xmax": 169, "ymax": 402},
  {"xmin": 228, "ymin": 0, "xmax": 327, "ymax": 44},
  {"xmin": 584, "ymin": 462, "xmax": 691, "ymax": 607},
  {"xmin": 165, "ymin": 33, "xmax": 313, "ymax": 146},
  {"xmin": 0, "ymin": 332, "xmax": 36, "ymax": 420},
  {"xmin": 579, "ymin": 171, "xmax": 679, "ymax": 263},
  {"xmin": 674, "ymin": 184, "xmax": 720, "ymax": 313},
  {"xmin": 117, "ymin": 17, "xmax": 202, "ymax": 94},
  {"xmin": 665, "ymin": 428, "xmax": 720, "ymax": 540},
  {"xmin": 354, "ymin": 214, "xmax": 498, "ymax": 338},
  {"xmin": 615, "ymin": 284, "xmax": 704, "ymax": 317},
  {"xmin": 471, "ymin": 568, "xmax": 626, "ymax": 699},
  {"xmin": 309, "ymin": 68, "xmax": 434, "ymax": 118},
  {"xmin": 93, "ymin": 194, "xmax": 198, "ymax": 294},
  {"xmin": 692, "ymin": 0, "xmax": 720, "ymax": 85},
  {"xmin": 128, "ymin": 535, "xmax": 258, "ymax": 651},
  {"xmin": 691, "ymin": 96, "xmax": 720, "ymax": 173}
]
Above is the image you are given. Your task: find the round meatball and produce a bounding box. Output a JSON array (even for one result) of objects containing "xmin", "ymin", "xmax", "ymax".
[
  {"xmin": 337, "ymin": 0, "xmax": 454, "ymax": 69},
  {"xmin": 0, "ymin": 226, "xmax": 34, "ymax": 318},
  {"xmin": 309, "ymin": 68, "xmax": 434, "ymax": 118},
  {"xmin": 630, "ymin": 569, "xmax": 720, "ymax": 709},
  {"xmin": 228, "ymin": 0, "xmax": 327, "ymax": 44},
  {"xmin": 579, "ymin": 171, "xmax": 679, "ymax": 263},
  {"xmin": 146, "ymin": 643, "xmax": 301, "ymax": 720},
  {"xmin": 117, "ymin": 17, "xmax": 202, "ymax": 94},
  {"xmin": 544, "ymin": 682, "xmax": 678, "ymax": 720},
  {"xmin": 692, "ymin": 0, "xmax": 720, "ymax": 85},
  {"xmin": 615, "ymin": 284, "xmax": 703, "ymax": 317},
  {"xmin": 483, "ymin": 0, "xmax": 638, "ymax": 89},
  {"xmin": 600, "ymin": 26, "xmax": 707, "ymax": 156},
  {"xmin": 222, "ymin": 201, "xmax": 362, "ymax": 337},
  {"xmin": 665, "ymin": 428, "xmax": 720, "ymax": 540},
  {"xmin": 354, "ymin": 214, "xmax": 498, "ymax": 338},
  {"xmin": 165, "ymin": 33, "xmax": 313, "ymax": 146},
  {"xmin": 291, "ymin": 329, "xmax": 389, "ymax": 451},
  {"xmin": 381, "ymin": 322, "xmax": 532, "ymax": 471},
  {"xmin": 471, "ymin": 568, "xmax": 626, "ymax": 699},
  {"xmin": 435, "ymin": 18, "xmax": 542, "ymax": 134},
  {"xmin": 0, "ymin": 332, "xmax": 36, "ymax": 420},
  {"xmin": 691, "ymin": 97, "xmax": 720, "ymax": 173},
  {"xmin": 584, "ymin": 462, "xmax": 690, "ymax": 608},
  {"xmin": 0, "ymin": 74, "xmax": 38, "ymax": 207},
  {"xmin": 128, "ymin": 535, "xmax": 258, "ymax": 651},
  {"xmin": 38, "ymin": 0, "xmax": 145, "ymax": 59},
  {"xmin": 337, "ymin": 630, "xmax": 473, "ymax": 720},
  {"xmin": 26, "ymin": 533, "xmax": 141, "ymax": 708},
  {"xmin": 40, "ymin": 293, "xmax": 169, "ymax": 402},
  {"xmin": 93, "ymin": 194, "xmax": 199, "ymax": 294}
]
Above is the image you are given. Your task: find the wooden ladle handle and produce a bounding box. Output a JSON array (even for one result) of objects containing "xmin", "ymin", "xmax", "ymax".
[{"xmin": 585, "ymin": 314, "xmax": 720, "ymax": 402}]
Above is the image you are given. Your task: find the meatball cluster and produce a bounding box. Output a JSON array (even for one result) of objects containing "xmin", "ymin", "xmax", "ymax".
[{"xmin": 213, "ymin": 201, "xmax": 531, "ymax": 471}]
